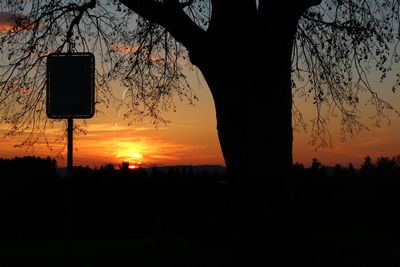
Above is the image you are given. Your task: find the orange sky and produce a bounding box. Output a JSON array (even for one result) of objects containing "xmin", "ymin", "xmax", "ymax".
[
  {"xmin": 1, "ymin": 64, "xmax": 400, "ymax": 169},
  {"xmin": 0, "ymin": 72, "xmax": 226, "ymax": 168},
  {"xmin": 1, "ymin": 9, "xmax": 400, "ymax": 168}
]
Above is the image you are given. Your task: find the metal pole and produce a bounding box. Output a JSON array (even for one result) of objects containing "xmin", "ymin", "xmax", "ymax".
[
  {"xmin": 67, "ymin": 117, "xmax": 73, "ymax": 265},
  {"xmin": 67, "ymin": 118, "xmax": 73, "ymax": 175}
]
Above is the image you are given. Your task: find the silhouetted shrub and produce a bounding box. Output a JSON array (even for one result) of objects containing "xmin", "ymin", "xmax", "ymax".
[
  {"xmin": 0, "ymin": 156, "xmax": 63, "ymax": 240},
  {"xmin": 3, "ymin": 155, "xmax": 400, "ymax": 240}
]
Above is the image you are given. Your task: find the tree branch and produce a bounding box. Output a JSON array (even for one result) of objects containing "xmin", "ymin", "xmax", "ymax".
[
  {"xmin": 208, "ymin": 0, "xmax": 257, "ymax": 33},
  {"xmin": 180, "ymin": 0, "xmax": 195, "ymax": 9},
  {"xmin": 301, "ymin": 12, "xmax": 364, "ymax": 32},
  {"xmin": 164, "ymin": 0, "xmax": 194, "ymax": 9},
  {"xmin": 119, "ymin": 0, "xmax": 205, "ymax": 51},
  {"xmin": 62, "ymin": 0, "xmax": 97, "ymax": 51},
  {"xmin": 259, "ymin": 0, "xmax": 322, "ymax": 17}
]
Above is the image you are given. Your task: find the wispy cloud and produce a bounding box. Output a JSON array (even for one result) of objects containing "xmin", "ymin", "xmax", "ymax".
[
  {"xmin": 0, "ymin": 12, "xmax": 35, "ymax": 33},
  {"xmin": 113, "ymin": 45, "xmax": 139, "ymax": 53},
  {"xmin": 0, "ymin": 113, "xmax": 224, "ymax": 168},
  {"xmin": 59, "ymin": 121, "xmax": 207, "ymax": 167},
  {"xmin": 355, "ymin": 138, "xmax": 382, "ymax": 148},
  {"xmin": 112, "ymin": 44, "xmax": 164, "ymax": 62}
]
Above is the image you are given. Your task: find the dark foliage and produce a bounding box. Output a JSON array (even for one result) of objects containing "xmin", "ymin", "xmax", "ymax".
[
  {"xmin": 0, "ymin": 156, "xmax": 63, "ymax": 241},
  {"xmin": 1, "ymin": 155, "xmax": 400, "ymax": 242},
  {"xmin": 0, "ymin": 157, "xmax": 227, "ymax": 241},
  {"xmin": 290, "ymin": 156, "xmax": 400, "ymax": 235}
]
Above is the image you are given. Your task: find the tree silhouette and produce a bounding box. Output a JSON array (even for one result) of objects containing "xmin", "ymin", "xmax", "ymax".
[
  {"xmin": 360, "ymin": 156, "xmax": 375, "ymax": 180},
  {"xmin": 119, "ymin": 161, "xmax": 130, "ymax": 172},
  {"xmin": 0, "ymin": 156, "xmax": 63, "ymax": 240},
  {"xmin": 2, "ymin": 2, "xmax": 400, "ymax": 263},
  {"xmin": 345, "ymin": 163, "xmax": 357, "ymax": 178},
  {"xmin": 376, "ymin": 156, "xmax": 396, "ymax": 178},
  {"xmin": 1, "ymin": 1, "xmax": 400, "ymax": 182},
  {"xmin": 4, "ymin": 156, "xmax": 400, "ymax": 264},
  {"xmin": 309, "ymin": 157, "xmax": 326, "ymax": 178}
]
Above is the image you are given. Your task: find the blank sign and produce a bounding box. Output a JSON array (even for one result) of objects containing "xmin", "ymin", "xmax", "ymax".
[{"xmin": 46, "ymin": 53, "xmax": 95, "ymax": 118}]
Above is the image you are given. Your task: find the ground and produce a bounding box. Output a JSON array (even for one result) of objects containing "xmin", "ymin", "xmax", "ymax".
[{"xmin": 1, "ymin": 232, "xmax": 400, "ymax": 266}]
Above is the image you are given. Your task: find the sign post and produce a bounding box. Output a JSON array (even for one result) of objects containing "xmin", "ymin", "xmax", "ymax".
[
  {"xmin": 67, "ymin": 118, "xmax": 73, "ymax": 176},
  {"xmin": 46, "ymin": 53, "xmax": 95, "ymax": 119},
  {"xmin": 46, "ymin": 52, "xmax": 95, "ymax": 265}
]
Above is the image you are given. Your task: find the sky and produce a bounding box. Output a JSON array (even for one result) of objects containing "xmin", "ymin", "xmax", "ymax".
[
  {"xmin": 1, "ymin": 3, "xmax": 400, "ymax": 169},
  {"xmin": 1, "ymin": 66, "xmax": 400, "ymax": 169}
]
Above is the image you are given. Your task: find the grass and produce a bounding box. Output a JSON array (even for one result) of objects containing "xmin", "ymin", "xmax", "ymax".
[
  {"xmin": 1, "ymin": 232, "xmax": 400, "ymax": 266},
  {"xmin": 0, "ymin": 237, "xmax": 232, "ymax": 266}
]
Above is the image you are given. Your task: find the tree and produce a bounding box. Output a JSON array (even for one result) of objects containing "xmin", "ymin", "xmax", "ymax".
[
  {"xmin": 308, "ymin": 157, "xmax": 326, "ymax": 178},
  {"xmin": 2, "ymin": 1, "xmax": 400, "ymax": 261},
  {"xmin": 0, "ymin": 0, "xmax": 400, "ymax": 245},
  {"xmin": 1, "ymin": 1, "xmax": 399, "ymax": 181},
  {"xmin": 376, "ymin": 156, "xmax": 397, "ymax": 178},
  {"xmin": 332, "ymin": 163, "xmax": 345, "ymax": 178},
  {"xmin": 360, "ymin": 155, "xmax": 375, "ymax": 179}
]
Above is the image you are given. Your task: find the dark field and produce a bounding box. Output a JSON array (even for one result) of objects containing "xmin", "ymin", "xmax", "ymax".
[
  {"xmin": 2, "ymin": 233, "xmax": 400, "ymax": 266},
  {"xmin": 2, "ymin": 156, "xmax": 400, "ymax": 266}
]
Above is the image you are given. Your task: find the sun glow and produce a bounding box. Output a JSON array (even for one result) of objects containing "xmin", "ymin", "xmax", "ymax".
[
  {"xmin": 129, "ymin": 152, "xmax": 143, "ymax": 160},
  {"xmin": 114, "ymin": 141, "xmax": 148, "ymax": 165},
  {"xmin": 116, "ymin": 151, "xmax": 144, "ymax": 164}
]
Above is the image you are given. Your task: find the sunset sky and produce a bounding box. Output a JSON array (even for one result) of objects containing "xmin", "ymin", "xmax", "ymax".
[
  {"xmin": 1, "ymin": 64, "xmax": 400, "ymax": 169},
  {"xmin": 1, "ymin": 4, "xmax": 400, "ymax": 169}
]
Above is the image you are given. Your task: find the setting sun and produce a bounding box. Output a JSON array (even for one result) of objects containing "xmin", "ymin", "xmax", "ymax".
[
  {"xmin": 114, "ymin": 141, "xmax": 148, "ymax": 164},
  {"xmin": 116, "ymin": 151, "xmax": 144, "ymax": 164},
  {"xmin": 129, "ymin": 153, "xmax": 143, "ymax": 160}
]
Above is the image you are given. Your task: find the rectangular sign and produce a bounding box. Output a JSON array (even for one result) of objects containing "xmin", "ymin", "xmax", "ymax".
[{"xmin": 46, "ymin": 53, "xmax": 95, "ymax": 118}]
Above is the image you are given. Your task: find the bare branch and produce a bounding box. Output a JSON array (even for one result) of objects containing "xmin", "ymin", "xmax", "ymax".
[{"xmin": 119, "ymin": 0, "xmax": 205, "ymax": 50}]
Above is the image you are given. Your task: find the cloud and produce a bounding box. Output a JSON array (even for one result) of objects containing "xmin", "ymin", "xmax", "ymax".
[
  {"xmin": 0, "ymin": 12, "xmax": 34, "ymax": 33},
  {"xmin": 71, "ymin": 123, "xmax": 207, "ymax": 167},
  {"xmin": 82, "ymin": 123, "xmax": 160, "ymax": 137},
  {"xmin": 17, "ymin": 87, "xmax": 33, "ymax": 93},
  {"xmin": 113, "ymin": 45, "xmax": 140, "ymax": 53},
  {"xmin": 0, "ymin": 83, "xmax": 34, "ymax": 93},
  {"xmin": 39, "ymin": 50, "xmax": 56, "ymax": 57},
  {"xmin": 113, "ymin": 44, "xmax": 162, "ymax": 62},
  {"xmin": 0, "ymin": 83, "xmax": 18, "ymax": 89},
  {"xmin": 0, "ymin": 12, "xmax": 15, "ymax": 31},
  {"xmin": 355, "ymin": 139, "xmax": 382, "ymax": 148}
]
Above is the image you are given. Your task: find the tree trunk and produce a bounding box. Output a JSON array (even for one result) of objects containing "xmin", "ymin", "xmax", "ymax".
[
  {"xmin": 189, "ymin": 5, "xmax": 303, "ymax": 265},
  {"xmin": 120, "ymin": 0, "xmax": 322, "ymax": 264},
  {"xmin": 190, "ymin": 11, "xmax": 297, "ymax": 185}
]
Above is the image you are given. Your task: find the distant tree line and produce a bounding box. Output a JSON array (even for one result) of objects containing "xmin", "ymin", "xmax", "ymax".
[
  {"xmin": 0, "ymin": 157, "xmax": 227, "ymax": 241},
  {"xmin": 289, "ymin": 156, "xmax": 400, "ymax": 233},
  {"xmin": 0, "ymin": 156, "xmax": 62, "ymax": 241},
  {"xmin": 1, "ymin": 155, "xmax": 400, "ymax": 241},
  {"xmin": 292, "ymin": 156, "xmax": 400, "ymax": 180}
]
